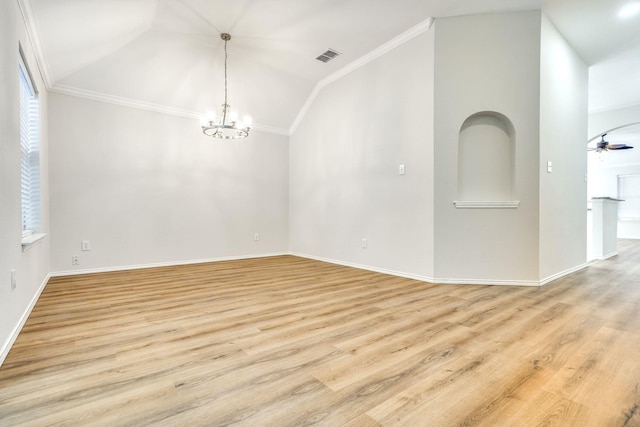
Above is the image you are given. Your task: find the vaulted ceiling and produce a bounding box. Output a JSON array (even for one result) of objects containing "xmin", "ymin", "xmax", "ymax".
[{"xmin": 24, "ymin": 0, "xmax": 640, "ymax": 134}]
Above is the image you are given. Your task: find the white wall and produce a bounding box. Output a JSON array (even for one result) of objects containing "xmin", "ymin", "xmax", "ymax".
[
  {"xmin": 539, "ymin": 15, "xmax": 588, "ymax": 279},
  {"xmin": 49, "ymin": 93, "xmax": 289, "ymax": 273},
  {"xmin": 1, "ymin": 0, "xmax": 50, "ymax": 364},
  {"xmin": 289, "ymin": 30, "xmax": 435, "ymax": 279},
  {"xmin": 587, "ymin": 106, "xmax": 640, "ymax": 240},
  {"xmin": 433, "ymin": 12, "xmax": 542, "ymax": 283},
  {"xmin": 588, "ymin": 105, "xmax": 640, "ymax": 141},
  {"xmin": 588, "ymin": 162, "xmax": 640, "ymax": 239}
]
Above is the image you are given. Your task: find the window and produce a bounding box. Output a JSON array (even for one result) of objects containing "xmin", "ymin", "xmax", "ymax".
[
  {"xmin": 19, "ymin": 52, "xmax": 41, "ymax": 240},
  {"xmin": 617, "ymin": 174, "xmax": 640, "ymax": 221}
]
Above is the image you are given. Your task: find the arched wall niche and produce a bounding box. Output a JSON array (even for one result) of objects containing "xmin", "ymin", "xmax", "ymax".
[{"xmin": 456, "ymin": 111, "xmax": 518, "ymax": 208}]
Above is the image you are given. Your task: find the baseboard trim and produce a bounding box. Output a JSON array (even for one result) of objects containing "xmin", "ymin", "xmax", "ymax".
[
  {"xmin": 1, "ymin": 273, "xmax": 50, "ymax": 367},
  {"xmin": 290, "ymin": 252, "xmax": 437, "ymax": 283},
  {"xmin": 291, "ymin": 252, "xmax": 589, "ymax": 287},
  {"xmin": 593, "ymin": 252, "xmax": 618, "ymax": 261},
  {"xmin": 539, "ymin": 263, "xmax": 590, "ymax": 286},
  {"xmin": 291, "ymin": 252, "xmax": 542, "ymax": 286},
  {"xmin": 432, "ymin": 277, "xmax": 541, "ymax": 287},
  {"xmin": 49, "ymin": 252, "xmax": 289, "ymax": 277}
]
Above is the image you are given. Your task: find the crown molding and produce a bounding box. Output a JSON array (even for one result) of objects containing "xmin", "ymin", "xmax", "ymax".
[
  {"xmin": 51, "ymin": 84, "xmax": 200, "ymax": 118},
  {"xmin": 17, "ymin": 0, "xmax": 289, "ymax": 137},
  {"xmin": 50, "ymin": 84, "xmax": 289, "ymax": 136},
  {"xmin": 251, "ymin": 123, "xmax": 290, "ymax": 136},
  {"xmin": 18, "ymin": 0, "xmax": 431, "ymax": 139},
  {"xmin": 289, "ymin": 17, "xmax": 434, "ymax": 135},
  {"xmin": 17, "ymin": 0, "xmax": 53, "ymax": 89}
]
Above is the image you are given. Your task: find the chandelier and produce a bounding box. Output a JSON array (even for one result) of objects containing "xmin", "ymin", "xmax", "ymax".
[{"xmin": 201, "ymin": 33, "xmax": 251, "ymax": 139}]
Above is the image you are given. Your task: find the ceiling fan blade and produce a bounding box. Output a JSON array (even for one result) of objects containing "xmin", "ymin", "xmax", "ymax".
[{"xmin": 608, "ymin": 144, "xmax": 634, "ymax": 150}]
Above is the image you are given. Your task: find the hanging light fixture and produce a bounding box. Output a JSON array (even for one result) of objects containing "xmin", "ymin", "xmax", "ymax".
[{"xmin": 201, "ymin": 33, "xmax": 251, "ymax": 139}]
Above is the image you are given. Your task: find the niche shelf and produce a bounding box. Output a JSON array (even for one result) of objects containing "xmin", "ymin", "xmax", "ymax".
[{"xmin": 453, "ymin": 200, "xmax": 520, "ymax": 209}]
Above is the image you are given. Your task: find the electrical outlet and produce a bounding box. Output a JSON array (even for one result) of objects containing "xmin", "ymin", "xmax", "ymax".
[
  {"xmin": 72, "ymin": 256, "xmax": 79, "ymax": 265},
  {"xmin": 361, "ymin": 238, "xmax": 368, "ymax": 249},
  {"xmin": 254, "ymin": 233, "xmax": 260, "ymax": 242},
  {"xmin": 399, "ymin": 164, "xmax": 405, "ymax": 175},
  {"xmin": 81, "ymin": 240, "xmax": 90, "ymax": 251},
  {"xmin": 10, "ymin": 269, "xmax": 16, "ymax": 291}
]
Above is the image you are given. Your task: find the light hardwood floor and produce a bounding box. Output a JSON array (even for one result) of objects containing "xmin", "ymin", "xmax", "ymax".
[{"xmin": 1, "ymin": 242, "xmax": 640, "ymax": 426}]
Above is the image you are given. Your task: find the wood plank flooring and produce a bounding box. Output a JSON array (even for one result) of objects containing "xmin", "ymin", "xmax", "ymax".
[{"xmin": 1, "ymin": 242, "xmax": 640, "ymax": 426}]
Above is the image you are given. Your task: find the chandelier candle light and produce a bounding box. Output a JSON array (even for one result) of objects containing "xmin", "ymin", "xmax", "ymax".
[{"xmin": 201, "ymin": 33, "xmax": 251, "ymax": 139}]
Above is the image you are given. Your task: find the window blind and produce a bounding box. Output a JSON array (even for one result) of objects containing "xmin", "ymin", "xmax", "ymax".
[{"xmin": 19, "ymin": 61, "xmax": 40, "ymax": 237}]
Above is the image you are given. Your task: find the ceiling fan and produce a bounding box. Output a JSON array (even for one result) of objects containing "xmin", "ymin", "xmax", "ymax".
[{"xmin": 588, "ymin": 133, "xmax": 634, "ymax": 152}]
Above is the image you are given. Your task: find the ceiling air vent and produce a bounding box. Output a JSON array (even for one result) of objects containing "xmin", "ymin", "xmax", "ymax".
[{"xmin": 316, "ymin": 48, "xmax": 341, "ymax": 63}]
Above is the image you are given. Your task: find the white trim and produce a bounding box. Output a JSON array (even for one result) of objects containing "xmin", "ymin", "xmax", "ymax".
[
  {"xmin": 51, "ymin": 250, "xmax": 586, "ymax": 287},
  {"xmin": 18, "ymin": 0, "xmax": 431, "ymax": 138},
  {"xmin": 21, "ymin": 232, "xmax": 46, "ymax": 251},
  {"xmin": 0, "ymin": 274, "xmax": 50, "ymax": 367},
  {"xmin": 289, "ymin": 85, "xmax": 323, "ymax": 136},
  {"xmin": 51, "ymin": 84, "xmax": 200, "ymax": 118},
  {"xmin": 18, "ymin": 0, "xmax": 290, "ymax": 137},
  {"xmin": 290, "ymin": 252, "xmax": 562, "ymax": 287},
  {"xmin": 432, "ymin": 277, "xmax": 540, "ymax": 287},
  {"xmin": 291, "ymin": 252, "xmax": 436, "ymax": 283},
  {"xmin": 592, "ymin": 252, "xmax": 617, "ymax": 261},
  {"xmin": 289, "ymin": 17, "xmax": 434, "ymax": 135},
  {"xmin": 539, "ymin": 263, "xmax": 589, "ymax": 286},
  {"xmin": 250, "ymin": 124, "xmax": 290, "ymax": 136},
  {"xmin": 49, "ymin": 85, "xmax": 289, "ymax": 137},
  {"xmin": 50, "ymin": 252, "xmax": 289, "ymax": 277},
  {"xmin": 16, "ymin": 0, "xmax": 53, "ymax": 88},
  {"xmin": 453, "ymin": 201, "xmax": 520, "ymax": 209}
]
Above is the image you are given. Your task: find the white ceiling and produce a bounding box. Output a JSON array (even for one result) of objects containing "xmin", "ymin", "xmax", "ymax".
[{"xmin": 26, "ymin": 0, "xmax": 640, "ymax": 134}]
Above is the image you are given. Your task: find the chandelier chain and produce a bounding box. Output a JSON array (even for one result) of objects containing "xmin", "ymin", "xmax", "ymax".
[
  {"xmin": 223, "ymin": 37, "xmax": 228, "ymax": 123},
  {"xmin": 224, "ymin": 38, "xmax": 228, "ymax": 107}
]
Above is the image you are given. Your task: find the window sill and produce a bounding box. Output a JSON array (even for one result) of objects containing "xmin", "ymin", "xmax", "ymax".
[{"xmin": 22, "ymin": 233, "xmax": 46, "ymax": 251}]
